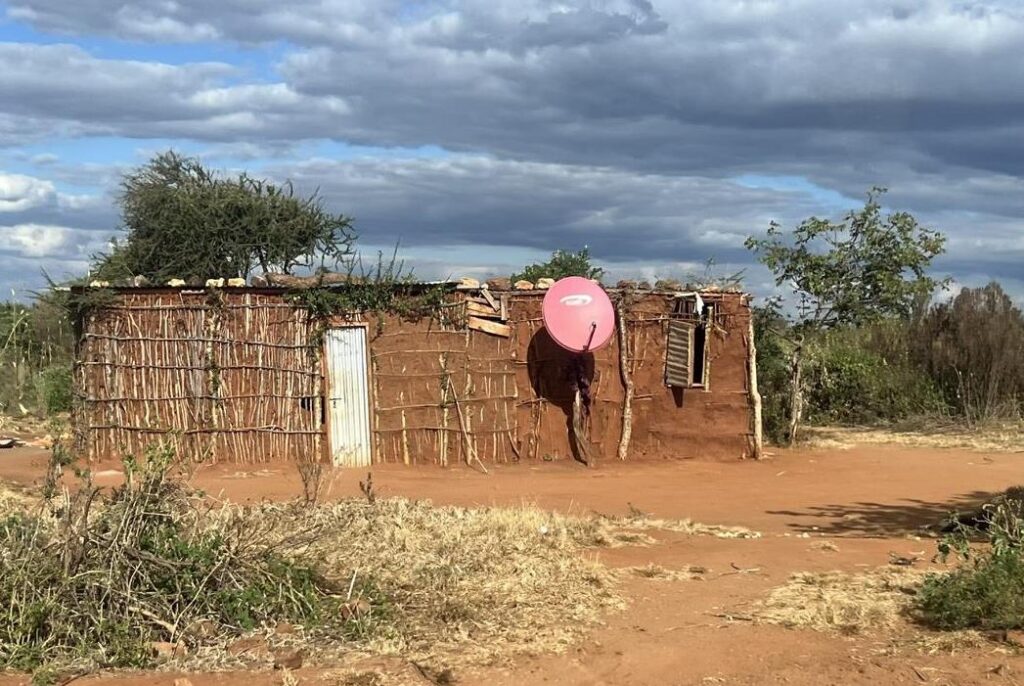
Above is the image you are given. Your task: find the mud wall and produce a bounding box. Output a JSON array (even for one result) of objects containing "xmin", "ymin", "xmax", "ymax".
[{"xmin": 506, "ymin": 291, "xmax": 754, "ymax": 463}]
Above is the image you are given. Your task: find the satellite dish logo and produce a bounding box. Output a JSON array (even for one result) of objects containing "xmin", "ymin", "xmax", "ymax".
[{"xmin": 560, "ymin": 294, "xmax": 593, "ymax": 307}]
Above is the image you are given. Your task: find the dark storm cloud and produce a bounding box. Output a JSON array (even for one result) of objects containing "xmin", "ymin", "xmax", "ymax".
[
  {"xmin": 264, "ymin": 155, "xmax": 1024, "ymax": 287},
  {"xmin": 0, "ymin": 43, "xmax": 351, "ymax": 143},
  {"xmin": 265, "ymin": 155, "xmax": 820, "ymax": 264}
]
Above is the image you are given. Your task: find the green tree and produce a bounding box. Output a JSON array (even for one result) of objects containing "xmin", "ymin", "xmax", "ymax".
[
  {"xmin": 745, "ymin": 187, "xmax": 946, "ymax": 445},
  {"xmin": 93, "ymin": 151, "xmax": 356, "ymax": 283},
  {"xmin": 511, "ymin": 247, "xmax": 604, "ymax": 283}
]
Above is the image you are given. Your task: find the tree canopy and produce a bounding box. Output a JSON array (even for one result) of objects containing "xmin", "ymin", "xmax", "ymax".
[
  {"xmin": 93, "ymin": 151, "xmax": 355, "ymax": 283},
  {"xmin": 745, "ymin": 187, "xmax": 947, "ymax": 444},
  {"xmin": 745, "ymin": 187, "xmax": 946, "ymax": 331},
  {"xmin": 511, "ymin": 247, "xmax": 604, "ymax": 284}
]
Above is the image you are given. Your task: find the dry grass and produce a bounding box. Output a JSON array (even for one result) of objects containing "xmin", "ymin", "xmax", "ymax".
[
  {"xmin": 181, "ymin": 497, "xmax": 624, "ymax": 673},
  {"xmin": 606, "ymin": 510, "xmax": 762, "ymax": 540},
  {"xmin": 0, "ymin": 481, "xmax": 33, "ymax": 515},
  {"xmin": 751, "ymin": 567, "xmax": 991, "ymax": 653},
  {"xmin": 178, "ymin": 502, "xmax": 760, "ymax": 671},
  {"xmin": 620, "ymin": 563, "xmax": 707, "ymax": 581},
  {"xmin": 804, "ymin": 423, "xmax": 1024, "ymax": 453},
  {"xmin": 754, "ymin": 568, "xmax": 925, "ymax": 634}
]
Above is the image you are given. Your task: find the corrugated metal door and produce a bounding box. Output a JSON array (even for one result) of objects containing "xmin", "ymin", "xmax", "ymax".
[{"xmin": 325, "ymin": 327, "xmax": 372, "ymax": 467}]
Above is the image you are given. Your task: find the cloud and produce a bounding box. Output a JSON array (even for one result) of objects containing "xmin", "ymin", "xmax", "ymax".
[
  {"xmin": 1, "ymin": 1, "xmax": 1023, "ymax": 303},
  {"xmin": 0, "ymin": 171, "xmax": 55, "ymax": 211},
  {"xmin": 0, "ymin": 43, "xmax": 349, "ymax": 143},
  {"xmin": 0, "ymin": 170, "xmax": 115, "ymax": 295},
  {"xmin": 0, "ymin": 223, "xmax": 72, "ymax": 256},
  {"xmin": 262, "ymin": 154, "xmax": 1021, "ymax": 281}
]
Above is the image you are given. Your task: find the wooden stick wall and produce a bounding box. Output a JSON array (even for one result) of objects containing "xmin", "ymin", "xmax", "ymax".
[{"xmin": 77, "ymin": 291, "xmax": 322, "ymax": 463}]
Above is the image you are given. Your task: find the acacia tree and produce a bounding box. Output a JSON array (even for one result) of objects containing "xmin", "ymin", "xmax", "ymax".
[
  {"xmin": 93, "ymin": 151, "xmax": 355, "ymax": 282},
  {"xmin": 745, "ymin": 187, "xmax": 946, "ymax": 444}
]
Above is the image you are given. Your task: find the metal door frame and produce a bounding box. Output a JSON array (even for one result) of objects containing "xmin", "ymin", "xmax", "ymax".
[{"xmin": 322, "ymin": 323, "xmax": 374, "ymax": 467}]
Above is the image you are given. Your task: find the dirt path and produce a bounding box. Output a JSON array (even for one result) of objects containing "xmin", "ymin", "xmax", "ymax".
[
  {"xmin": 2, "ymin": 443, "xmax": 1019, "ymax": 536},
  {"xmin": 1, "ymin": 443, "xmax": 1023, "ymax": 685}
]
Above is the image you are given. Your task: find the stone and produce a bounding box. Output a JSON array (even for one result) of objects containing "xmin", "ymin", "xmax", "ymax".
[
  {"xmin": 131, "ymin": 275, "xmax": 150, "ymax": 287},
  {"xmin": 226, "ymin": 277, "xmax": 246, "ymax": 287},
  {"xmin": 456, "ymin": 276, "xmax": 480, "ymax": 290},
  {"xmin": 88, "ymin": 280, "xmax": 110, "ymax": 288},
  {"xmin": 513, "ymin": 280, "xmax": 534, "ymax": 290},
  {"xmin": 535, "ymin": 278, "xmax": 555, "ymax": 290},
  {"xmin": 167, "ymin": 278, "xmax": 187, "ymax": 287},
  {"xmin": 486, "ymin": 277, "xmax": 511, "ymax": 290},
  {"xmin": 205, "ymin": 278, "xmax": 225, "ymax": 288},
  {"xmin": 272, "ymin": 648, "xmax": 305, "ymax": 670}
]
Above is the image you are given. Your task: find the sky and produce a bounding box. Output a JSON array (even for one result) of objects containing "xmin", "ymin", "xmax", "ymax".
[{"xmin": 0, "ymin": 0, "xmax": 1022, "ymax": 302}]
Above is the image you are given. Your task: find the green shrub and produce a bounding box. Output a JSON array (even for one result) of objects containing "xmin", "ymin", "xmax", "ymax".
[
  {"xmin": 803, "ymin": 329, "xmax": 944, "ymax": 425},
  {"xmin": 0, "ymin": 443, "xmax": 359, "ymax": 673},
  {"xmin": 918, "ymin": 493, "xmax": 1024, "ymax": 630},
  {"xmin": 34, "ymin": 365, "xmax": 72, "ymax": 414},
  {"xmin": 917, "ymin": 552, "xmax": 1024, "ymax": 630}
]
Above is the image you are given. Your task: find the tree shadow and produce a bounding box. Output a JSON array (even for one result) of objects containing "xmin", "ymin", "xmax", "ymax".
[
  {"xmin": 527, "ymin": 327, "xmax": 594, "ymax": 465},
  {"xmin": 767, "ymin": 490, "xmax": 1006, "ymax": 537}
]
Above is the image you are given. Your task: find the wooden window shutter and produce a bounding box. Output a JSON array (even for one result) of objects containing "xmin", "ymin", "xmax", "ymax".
[{"xmin": 665, "ymin": 320, "xmax": 694, "ymax": 387}]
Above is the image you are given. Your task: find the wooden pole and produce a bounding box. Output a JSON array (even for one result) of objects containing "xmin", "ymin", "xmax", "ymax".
[
  {"xmin": 746, "ymin": 314, "xmax": 765, "ymax": 459},
  {"xmin": 447, "ymin": 376, "xmax": 489, "ymax": 474},
  {"xmin": 615, "ymin": 303, "xmax": 634, "ymax": 461}
]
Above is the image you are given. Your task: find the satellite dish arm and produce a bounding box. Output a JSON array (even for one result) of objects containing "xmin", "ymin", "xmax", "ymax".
[{"xmin": 582, "ymin": 321, "xmax": 597, "ymax": 353}]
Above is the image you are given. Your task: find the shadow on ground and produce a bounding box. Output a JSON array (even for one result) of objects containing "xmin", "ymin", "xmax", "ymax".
[{"xmin": 768, "ymin": 490, "xmax": 1004, "ymax": 537}]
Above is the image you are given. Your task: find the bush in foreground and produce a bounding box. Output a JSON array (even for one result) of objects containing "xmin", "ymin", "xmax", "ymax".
[
  {"xmin": 917, "ymin": 491, "xmax": 1024, "ymax": 631},
  {"xmin": 0, "ymin": 444, "xmax": 353, "ymax": 673},
  {"xmin": 917, "ymin": 553, "xmax": 1024, "ymax": 630},
  {"xmin": 0, "ymin": 445, "xmax": 623, "ymax": 678}
]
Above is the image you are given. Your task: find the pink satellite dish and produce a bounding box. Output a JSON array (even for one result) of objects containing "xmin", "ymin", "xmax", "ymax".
[{"xmin": 542, "ymin": 277, "xmax": 615, "ymax": 353}]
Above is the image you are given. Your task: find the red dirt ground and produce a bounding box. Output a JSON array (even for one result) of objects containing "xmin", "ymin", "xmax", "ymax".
[{"xmin": 1, "ymin": 443, "xmax": 1023, "ymax": 685}]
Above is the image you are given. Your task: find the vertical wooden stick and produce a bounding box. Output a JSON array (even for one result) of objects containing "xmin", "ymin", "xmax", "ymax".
[
  {"xmin": 400, "ymin": 409, "xmax": 411, "ymax": 465},
  {"xmin": 615, "ymin": 303, "xmax": 634, "ymax": 461},
  {"xmin": 447, "ymin": 376, "xmax": 488, "ymax": 474},
  {"xmin": 746, "ymin": 313, "xmax": 765, "ymax": 460}
]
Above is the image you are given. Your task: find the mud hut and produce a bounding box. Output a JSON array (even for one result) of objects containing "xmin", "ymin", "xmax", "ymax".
[{"xmin": 72, "ymin": 277, "xmax": 762, "ymax": 466}]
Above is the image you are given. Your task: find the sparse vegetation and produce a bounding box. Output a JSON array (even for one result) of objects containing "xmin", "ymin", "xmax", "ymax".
[
  {"xmin": 0, "ymin": 443, "xmax": 351, "ymax": 674},
  {"xmin": 0, "ymin": 298, "xmax": 74, "ymax": 418},
  {"xmin": 917, "ymin": 488, "xmax": 1024, "ymax": 631},
  {"xmin": 0, "ymin": 443, "xmax": 641, "ymax": 679}
]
